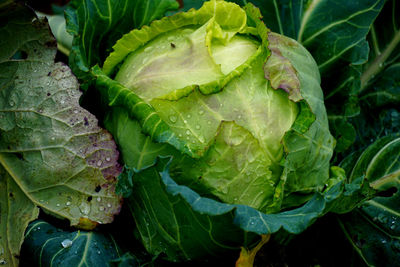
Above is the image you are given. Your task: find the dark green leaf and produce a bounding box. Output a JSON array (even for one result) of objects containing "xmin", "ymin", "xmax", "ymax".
[
  {"xmin": 338, "ymin": 192, "xmax": 400, "ymax": 266},
  {"xmin": 65, "ymin": 0, "xmax": 179, "ymax": 82},
  {"xmin": 121, "ymin": 157, "xmax": 348, "ymax": 262},
  {"xmin": 21, "ymin": 220, "xmax": 121, "ymax": 267},
  {"xmin": 233, "ymin": 0, "xmax": 385, "ymax": 73}
]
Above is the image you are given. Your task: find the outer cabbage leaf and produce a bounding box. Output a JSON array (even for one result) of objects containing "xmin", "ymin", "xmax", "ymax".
[
  {"xmin": 338, "ymin": 135, "xmax": 400, "ymax": 266},
  {"xmin": 234, "ymin": 0, "xmax": 385, "ymax": 73},
  {"xmin": 21, "ymin": 220, "xmax": 121, "ymax": 266},
  {"xmin": 117, "ymin": 156, "xmax": 345, "ymax": 261},
  {"xmin": 65, "ymin": 0, "xmax": 179, "ymax": 82},
  {"xmin": 0, "ymin": 4, "xmax": 122, "ymax": 266}
]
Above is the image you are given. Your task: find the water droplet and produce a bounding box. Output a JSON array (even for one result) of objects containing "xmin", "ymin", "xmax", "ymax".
[
  {"xmin": 207, "ymin": 121, "xmax": 211, "ymax": 125},
  {"xmin": 234, "ymin": 197, "xmax": 238, "ymax": 201},
  {"xmin": 186, "ymin": 136, "xmax": 190, "ymax": 140},
  {"xmin": 106, "ymin": 157, "xmax": 111, "ymax": 162},
  {"xmin": 66, "ymin": 201, "xmax": 71, "ymax": 206},
  {"xmin": 61, "ymin": 239, "xmax": 73, "ymax": 248},
  {"xmin": 237, "ymin": 115, "xmax": 242, "ymax": 119},
  {"xmin": 391, "ymin": 225, "xmax": 396, "ymax": 230},
  {"xmin": 107, "ymin": 203, "xmax": 111, "ymax": 208},
  {"xmin": 379, "ymin": 63, "xmax": 383, "ymax": 67},
  {"xmin": 74, "ymin": 110, "xmax": 78, "ymax": 114},
  {"xmin": 96, "ymin": 197, "xmax": 101, "ymax": 202},
  {"xmin": 96, "ymin": 160, "xmax": 102, "ymax": 167},
  {"xmin": 97, "ymin": 250, "xmax": 101, "ymax": 255},
  {"xmin": 56, "ymin": 203, "xmax": 60, "ymax": 207},
  {"xmin": 183, "ymin": 120, "xmax": 187, "ymax": 123},
  {"xmin": 382, "ymin": 240, "xmax": 387, "ymax": 244},
  {"xmin": 198, "ymin": 110, "xmax": 204, "ymax": 115},
  {"xmin": 79, "ymin": 202, "xmax": 90, "ymax": 215},
  {"xmin": 99, "ymin": 206, "xmax": 105, "ymax": 211},
  {"xmin": 195, "ymin": 125, "xmax": 201, "ymax": 130},
  {"xmin": 178, "ymin": 134, "xmax": 183, "ymax": 138},
  {"xmin": 191, "ymin": 140, "xmax": 195, "ymax": 144},
  {"xmin": 186, "ymin": 130, "xmax": 191, "ymax": 135},
  {"xmin": 37, "ymin": 227, "xmax": 40, "ymax": 230},
  {"xmin": 40, "ymin": 199, "xmax": 44, "ymax": 203},
  {"xmin": 51, "ymin": 137, "xmax": 55, "ymax": 141},
  {"xmin": 169, "ymin": 115, "xmax": 177, "ymax": 123},
  {"xmin": 60, "ymin": 100, "xmax": 65, "ymax": 105},
  {"xmin": 187, "ymin": 114, "xmax": 191, "ymax": 119},
  {"xmin": 9, "ymin": 100, "xmax": 15, "ymax": 107},
  {"xmin": 38, "ymin": 109, "xmax": 43, "ymax": 113},
  {"xmin": 144, "ymin": 46, "xmax": 153, "ymax": 52},
  {"xmin": 250, "ymin": 221, "xmax": 255, "ymax": 225}
]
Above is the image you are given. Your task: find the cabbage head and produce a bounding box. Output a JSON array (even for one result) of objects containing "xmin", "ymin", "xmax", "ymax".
[{"xmin": 93, "ymin": 0, "xmax": 336, "ymax": 260}]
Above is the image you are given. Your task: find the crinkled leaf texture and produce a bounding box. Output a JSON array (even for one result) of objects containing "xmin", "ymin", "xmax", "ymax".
[
  {"xmin": 0, "ymin": 3, "xmax": 121, "ymax": 266},
  {"xmin": 21, "ymin": 220, "xmax": 121, "ymax": 266}
]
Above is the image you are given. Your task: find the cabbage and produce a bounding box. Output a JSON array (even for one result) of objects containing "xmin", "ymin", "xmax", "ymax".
[{"xmin": 92, "ymin": 0, "xmax": 336, "ymax": 260}]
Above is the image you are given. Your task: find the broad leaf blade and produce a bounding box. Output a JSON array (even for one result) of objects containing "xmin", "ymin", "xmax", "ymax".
[
  {"xmin": 21, "ymin": 220, "xmax": 121, "ymax": 266},
  {"xmin": 120, "ymin": 157, "xmax": 346, "ymax": 262},
  {"xmin": 0, "ymin": 165, "xmax": 39, "ymax": 267},
  {"xmin": 65, "ymin": 0, "xmax": 179, "ymax": 82},
  {"xmin": 338, "ymin": 194, "xmax": 400, "ymax": 267},
  {"xmin": 0, "ymin": 3, "xmax": 122, "ymax": 264}
]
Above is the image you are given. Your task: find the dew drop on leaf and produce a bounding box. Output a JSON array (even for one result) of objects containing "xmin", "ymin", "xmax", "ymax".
[
  {"xmin": 66, "ymin": 201, "xmax": 71, "ymax": 206},
  {"xmin": 187, "ymin": 114, "xmax": 191, "ymax": 119},
  {"xmin": 106, "ymin": 157, "xmax": 111, "ymax": 162},
  {"xmin": 186, "ymin": 130, "xmax": 190, "ymax": 135},
  {"xmin": 61, "ymin": 239, "xmax": 73, "ymax": 248},
  {"xmin": 195, "ymin": 125, "xmax": 201, "ymax": 130},
  {"xmin": 99, "ymin": 206, "xmax": 105, "ymax": 211},
  {"xmin": 96, "ymin": 197, "xmax": 101, "ymax": 202},
  {"xmin": 107, "ymin": 203, "xmax": 111, "ymax": 208},
  {"xmin": 198, "ymin": 110, "xmax": 204, "ymax": 115},
  {"xmin": 169, "ymin": 115, "xmax": 177, "ymax": 123},
  {"xmin": 79, "ymin": 202, "xmax": 90, "ymax": 215},
  {"xmin": 97, "ymin": 160, "xmax": 102, "ymax": 167}
]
